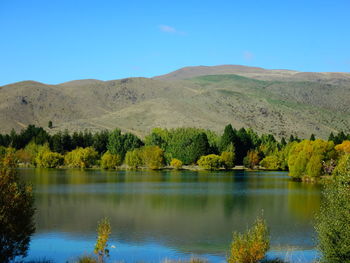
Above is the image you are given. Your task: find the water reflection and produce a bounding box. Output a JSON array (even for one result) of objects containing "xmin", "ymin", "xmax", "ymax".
[{"xmin": 19, "ymin": 168, "xmax": 321, "ymax": 260}]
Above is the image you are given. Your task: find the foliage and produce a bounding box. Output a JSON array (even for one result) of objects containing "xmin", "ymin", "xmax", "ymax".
[
  {"xmin": 170, "ymin": 158, "xmax": 183, "ymax": 169},
  {"xmin": 288, "ymin": 139, "xmax": 335, "ymax": 179},
  {"xmin": 228, "ymin": 217, "xmax": 270, "ymax": 263},
  {"xmin": 315, "ymin": 172, "xmax": 350, "ymax": 263},
  {"xmin": 221, "ymin": 150, "xmax": 235, "ymax": 169},
  {"xmin": 335, "ymin": 140, "xmax": 350, "ymax": 154},
  {"xmin": 125, "ymin": 149, "xmax": 143, "ymax": 169},
  {"xmin": 244, "ymin": 150, "xmax": 260, "ymax": 169},
  {"xmin": 76, "ymin": 256, "xmax": 97, "ymax": 263},
  {"xmin": 332, "ymin": 154, "xmax": 350, "ymax": 177},
  {"xmin": 35, "ymin": 150, "xmax": 64, "ymax": 168},
  {"xmin": 64, "ymin": 147, "xmax": 99, "ymax": 168},
  {"xmin": 197, "ymin": 154, "xmax": 222, "ymax": 170},
  {"xmin": 141, "ymin": 146, "xmax": 164, "ymax": 169},
  {"xmin": 0, "ymin": 152, "xmax": 36, "ymax": 262},
  {"xmin": 260, "ymin": 155, "xmax": 280, "ymax": 170},
  {"xmin": 100, "ymin": 151, "xmax": 122, "ymax": 169},
  {"xmin": 107, "ymin": 129, "xmax": 143, "ymax": 159},
  {"xmin": 94, "ymin": 217, "xmax": 111, "ymax": 263}
]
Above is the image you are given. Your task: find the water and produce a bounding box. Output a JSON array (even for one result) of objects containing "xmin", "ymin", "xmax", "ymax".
[{"xmin": 19, "ymin": 168, "xmax": 322, "ymax": 262}]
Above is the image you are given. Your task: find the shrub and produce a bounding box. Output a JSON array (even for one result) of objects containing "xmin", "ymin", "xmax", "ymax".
[
  {"xmin": 332, "ymin": 153, "xmax": 350, "ymax": 177},
  {"xmin": 35, "ymin": 151, "xmax": 64, "ymax": 168},
  {"xmin": 141, "ymin": 146, "xmax": 164, "ymax": 170},
  {"xmin": 228, "ymin": 217, "xmax": 270, "ymax": 263},
  {"xmin": 260, "ymin": 155, "xmax": 279, "ymax": 170},
  {"xmin": 65, "ymin": 147, "xmax": 98, "ymax": 168},
  {"xmin": 197, "ymin": 154, "xmax": 222, "ymax": 170},
  {"xmin": 315, "ymin": 172, "xmax": 350, "ymax": 262},
  {"xmin": 170, "ymin": 158, "xmax": 183, "ymax": 169},
  {"xmin": 94, "ymin": 218, "xmax": 111, "ymax": 263},
  {"xmin": 221, "ymin": 151, "xmax": 235, "ymax": 169},
  {"xmin": 335, "ymin": 140, "xmax": 350, "ymax": 154},
  {"xmin": 125, "ymin": 149, "xmax": 143, "ymax": 168},
  {"xmin": 243, "ymin": 150, "xmax": 260, "ymax": 169},
  {"xmin": 100, "ymin": 151, "xmax": 121, "ymax": 169}
]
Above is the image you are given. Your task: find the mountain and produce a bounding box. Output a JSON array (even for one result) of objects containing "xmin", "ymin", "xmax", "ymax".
[{"xmin": 1, "ymin": 65, "xmax": 349, "ymax": 139}]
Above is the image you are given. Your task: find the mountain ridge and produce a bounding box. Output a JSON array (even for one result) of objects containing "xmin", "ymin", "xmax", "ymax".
[{"xmin": 1, "ymin": 65, "xmax": 349, "ymax": 139}]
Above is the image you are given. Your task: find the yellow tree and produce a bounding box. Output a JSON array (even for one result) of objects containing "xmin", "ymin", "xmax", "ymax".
[{"xmin": 94, "ymin": 218, "xmax": 111, "ymax": 263}]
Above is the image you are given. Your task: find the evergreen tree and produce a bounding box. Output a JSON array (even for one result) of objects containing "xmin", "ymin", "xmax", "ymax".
[
  {"xmin": 219, "ymin": 124, "xmax": 236, "ymax": 152},
  {"xmin": 310, "ymin": 134, "xmax": 316, "ymax": 141}
]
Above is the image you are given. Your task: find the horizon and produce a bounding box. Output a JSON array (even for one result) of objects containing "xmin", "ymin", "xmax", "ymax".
[
  {"xmin": 2, "ymin": 63, "xmax": 350, "ymax": 86},
  {"xmin": 1, "ymin": 0, "xmax": 350, "ymax": 86}
]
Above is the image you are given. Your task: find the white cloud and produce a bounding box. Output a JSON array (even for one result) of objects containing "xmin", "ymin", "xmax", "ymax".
[
  {"xmin": 243, "ymin": 51, "xmax": 254, "ymax": 61},
  {"xmin": 158, "ymin": 25, "xmax": 186, "ymax": 35},
  {"xmin": 159, "ymin": 25, "xmax": 177, "ymax": 33}
]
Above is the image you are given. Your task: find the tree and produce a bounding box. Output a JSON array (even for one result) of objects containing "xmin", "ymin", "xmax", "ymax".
[
  {"xmin": 220, "ymin": 124, "xmax": 236, "ymax": 152},
  {"xmin": 335, "ymin": 140, "xmax": 350, "ymax": 154},
  {"xmin": 260, "ymin": 155, "xmax": 279, "ymax": 170},
  {"xmin": 228, "ymin": 217, "xmax": 270, "ymax": 263},
  {"xmin": 310, "ymin": 134, "xmax": 316, "ymax": 141},
  {"xmin": 0, "ymin": 151, "xmax": 35, "ymax": 262},
  {"xmin": 64, "ymin": 147, "xmax": 99, "ymax": 168},
  {"xmin": 221, "ymin": 151, "xmax": 235, "ymax": 169},
  {"xmin": 141, "ymin": 146, "xmax": 164, "ymax": 169},
  {"xmin": 48, "ymin": 121, "xmax": 53, "ymax": 129},
  {"xmin": 170, "ymin": 158, "xmax": 183, "ymax": 169},
  {"xmin": 107, "ymin": 129, "xmax": 143, "ymax": 159},
  {"xmin": 94, "ymin": 218, "xmax": 111, "ymax": 263},
  {"xmin": 198, "ymin": 154, "xmax": 222, "ymax": 170},
  {"xmin": 125, "ymin": 149, "xmax": 143, "ymax": 169},
  {"xmin": 315, "ymin": 172, "xmax": 350, "ymax": 263},
  {"xmin": 243, "ymin": 150, "xmax": 260, "ymax": 169},
  {"xmin": 101, "ymin": 151, "xmax": 121, "ymax": 169},
  {"xmin": 35, "ymin": 150, "xmax": 64, "ymax": 168}
]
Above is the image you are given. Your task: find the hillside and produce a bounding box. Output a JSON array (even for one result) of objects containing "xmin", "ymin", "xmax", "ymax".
[{"xmin": 0, "ymin": 65, "xmax": 349, "ymax": 138}]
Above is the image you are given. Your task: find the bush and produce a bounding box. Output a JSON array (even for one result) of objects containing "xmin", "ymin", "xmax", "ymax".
[
  {"xmin": 76, "ymin": 256, "xmax": 97, "ymax": 263},
  {"xmin": 260, "ymin": 155, "xmax": 279, "ymax": 170},
  {"xmin": 35, "ymin": 151, "xmax": 64, "ymax": 168},
  {"xmin": 243, "ymin": 150, "xmax": 260, "ymax": 169},
  {"xmin": 94, "ymin": 218, "xmax": 111, "ymax": 263},
  {"xmin": 228, "ymin": 217, "xmax": 270, "ymax": 263},
  {"xmin": 221, "ymin": 151, "xmax": 235, "ymax": 169},
  {"xmin": 100, "ymin": 151, "xmax": 121, "ymax": 169},
  {"xmin": 315, "ymin": 172, "xmax": 350, "ymax": 262},
  {"xmin": 197, "ymin": 154, "xmax": 222, "ymax": 170},
  {"xmin": 332, "ymin": 153, "xmax": 350, "ymax": 177},
  {"xmin": 64, "ymin": 147, "xmax": 98, "ymax": 168},
  {"xmin": 170, "ymin": 158, "xmax": 183, "ymax": 169},
  {"xmin": 125, "ymin": 149, "xmax": 143, "ymax": 168},
  {"xmin": 141, "ymin": 146, "xmax": 164, "ymax": 170}
]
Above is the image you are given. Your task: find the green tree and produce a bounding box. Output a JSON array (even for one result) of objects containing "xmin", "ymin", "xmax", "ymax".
[
  {"xmin": 48, "ymin": 120, "xmax": 53, "ymax": 129},
  {"xmin": 315, "ymin": 172, "xmax": 350, "ymax": 263},
  {"xmin": 107, "ymin": 129, "xmax": 143, "ymax": 159},
  {"xmin": 228, "ymin": 217, "xmax": 270, "ymax": 263},
  {"xmin": 125, "ymin": 149, "xmax": 143, "ymax": 169},
  {"xmin": 101, "ymin": 151, "xmax": 121, "ymax": 169},
  {"xmin": 221, "ymin": 151, "xmax": 235, "ymax": 169},
  {"xmin": 198, "ymin": 154, "xmax": 222, "ymax": 170},
  {"xmin": 94, "ymin": 218, "xmax": 111, "ymax": 263},
  {"xmin": 0, "ymin": 152, "xmax": 36, "ymax": 263},
  {"xmin": 220, "ymin": 124, "xmax": 236, "ymax": 152},
  {"xmin": 260, "ymin": 155, "xmax": 279, "ymax": 170}
]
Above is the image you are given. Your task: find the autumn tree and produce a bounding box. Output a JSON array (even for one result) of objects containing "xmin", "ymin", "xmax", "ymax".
[
  {"xmin": 0, "ymin": 151, "xmax": 35, "ymax": 262},
  {"xmin": 94, "ymin": 218, "xmax": 111, "ymax": 263}
]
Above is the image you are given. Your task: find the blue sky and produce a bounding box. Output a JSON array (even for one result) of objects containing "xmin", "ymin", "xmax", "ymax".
[{"xmin": 1, "ymin": 0, "xmax": 349, "ymax": 85}]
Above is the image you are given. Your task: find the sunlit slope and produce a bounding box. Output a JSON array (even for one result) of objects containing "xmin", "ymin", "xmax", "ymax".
[{"xmin": 1, "ymin": 65, "xmax": 349, "ymax": 138}]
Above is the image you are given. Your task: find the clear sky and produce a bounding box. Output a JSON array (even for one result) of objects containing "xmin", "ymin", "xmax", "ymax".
[{"xmin": 1, "ymin": 0, "xmax": 349, "ymax": 85}]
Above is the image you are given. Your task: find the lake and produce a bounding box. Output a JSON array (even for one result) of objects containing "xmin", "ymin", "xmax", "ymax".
[{"xmin": 20, "ymin": 169, "xmax": 321, "ymax": 263}]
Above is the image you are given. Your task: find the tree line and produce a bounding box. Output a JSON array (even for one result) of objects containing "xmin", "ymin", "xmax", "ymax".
[{"xmin": 0, "ymin": 124, "xmax": 349, "ymax": 178}]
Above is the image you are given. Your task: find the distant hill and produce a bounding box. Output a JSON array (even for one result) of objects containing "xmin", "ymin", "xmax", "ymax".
[{"xmin": 1, "ymin": 65, "xmax": 349, "ymax": 139}]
